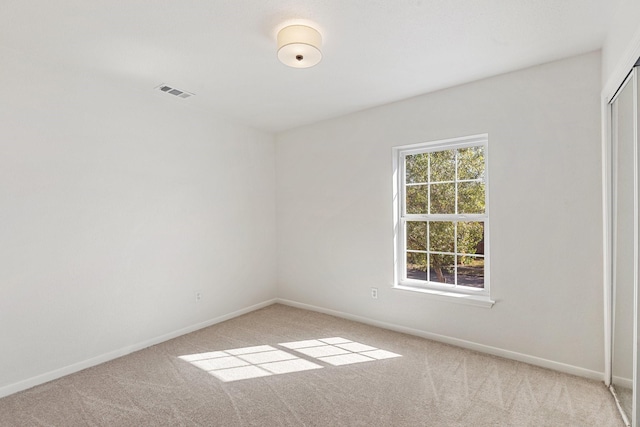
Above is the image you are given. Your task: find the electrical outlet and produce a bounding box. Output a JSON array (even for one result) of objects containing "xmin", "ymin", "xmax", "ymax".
[
  {"xmin": 195, "ymin": 291, "xmax": 202, "ymax": 303},
  {"xmin": 371, "ymin": 287, "xmax": 378, "ymax": 299}
]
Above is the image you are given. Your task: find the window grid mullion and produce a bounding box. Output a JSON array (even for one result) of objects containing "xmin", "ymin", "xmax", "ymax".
[
  {"xmin": 427, "ymin": 153, "xmax": 431, "ymax": 216},
  {"xmin": 454, "ymin": 221, "xmax": 458, "ymax": 287},
  {"xmin": 454, "ymin": 149, "xmax": 459, "ymax": 287},
  {"xmin": 426, "ymin": 221, "xmax": 430, "ymax": 282},
  {"xmin": 402, "ymin": 153, "xmax": 407, "ymax": 217},
  {"xmin": 427, "ymin": 154, "xmax": 431, "ymax": 282},
  {"xmin": 407, "ymin": 249, "xmax": 485, "ymax": 258},
  {"xmin": 400, "ymin": 154, "xmax": 407, "ymax": 281},
  {"xmin": 405, "ymin": 214, "xmax": 487, "ymax": 221},
  {"xmin": 454, "ymin": 149, "xmax": 459, "ymax": 216},
  {"xmin": 406, "ymin": 178, "xmax": 482, "ymax": 186}
]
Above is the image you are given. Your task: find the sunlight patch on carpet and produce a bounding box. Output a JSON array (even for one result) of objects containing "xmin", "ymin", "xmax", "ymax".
[
  {"xmin": 179, "ymin": 345, "xmax": 322, "ymax": 382},
  {"xmin": 179, "ymin": 338, "xmax": 401, "ymax": 382},
  {"xmin": 280, "ymin": 337, "xmax": 402, "ymax": 366}
]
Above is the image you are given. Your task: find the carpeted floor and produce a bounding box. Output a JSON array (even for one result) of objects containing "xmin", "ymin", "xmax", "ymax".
[{"xmin": 0, "ymin": 304, "xmax": 625, "ymax": 426}]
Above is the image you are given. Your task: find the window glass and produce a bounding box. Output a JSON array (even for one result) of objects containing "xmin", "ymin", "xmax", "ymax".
[
  {"xmin": 430, "ymin": 149, "xmax": 456, "ymax": 182},
  {"xmin": 429, "ymin": 183, "xmax": 455, "ymax": 214},
  {"xmin": 406, "ymin": 153, "xmax": 429, "ymax": 184},
  {"xmin": 457, "ymin": 146, "xmax": 484, "ymax": 180},
  {"xmin": 429, "ymin": 221, "xmax": 454, "ymax": 253},
  {"xmin": 406, "ymin": 221, "xmax": 427, "ymax": 251},
  {"xmin": 406, "ymin": 185, "xmax": 428, "ymax": 214},
  {"xmin": 458, "ymin": 182, "xmax": 485, "ymax": 214}
]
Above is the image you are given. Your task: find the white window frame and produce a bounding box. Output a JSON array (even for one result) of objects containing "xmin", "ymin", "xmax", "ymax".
[{"xmin": 392, "ymin": 134, "xmax": 494, "ymax": 308}]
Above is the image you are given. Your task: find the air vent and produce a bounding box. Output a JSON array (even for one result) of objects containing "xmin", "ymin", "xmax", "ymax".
[{"xmin": 155, "ymin": 84, "xmax": 194, "ymax": 99}]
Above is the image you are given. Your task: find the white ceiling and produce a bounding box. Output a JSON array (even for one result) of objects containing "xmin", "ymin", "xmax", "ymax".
[{"xmin": 0, "ymin": 0, "xmax": 621, "ymax": 132}]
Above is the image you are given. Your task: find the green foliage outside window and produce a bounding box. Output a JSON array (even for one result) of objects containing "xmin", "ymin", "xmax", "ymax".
[{"xmin": 405, "ymin": 145, "xmax": 486, "ymax": 287}]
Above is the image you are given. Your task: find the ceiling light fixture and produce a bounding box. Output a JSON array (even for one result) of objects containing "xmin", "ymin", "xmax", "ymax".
[{"xmin": 277, "ymin": 25, "xmax": 322, "ymax": 68}]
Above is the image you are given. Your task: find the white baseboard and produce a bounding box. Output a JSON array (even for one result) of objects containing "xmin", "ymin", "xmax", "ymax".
[
  {"xmin": 276, "ymin": 298, "xmax": 605, "ymax": 382},
  {"xmin": 0, "ymin": 298, "xmax": 277, "ymax": 399}
]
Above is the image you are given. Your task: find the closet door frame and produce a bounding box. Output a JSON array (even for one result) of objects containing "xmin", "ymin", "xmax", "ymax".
[
  {"xmin": 602, "ymin": 42, "xmax": 640, "ymax": 401},
  {"xmin": 603, "ymin": 46, "xmax": 640, "ymax": 395},
  {"xmin": 605, "ymin": 68, "xmax": 639, "ymax": 427}
]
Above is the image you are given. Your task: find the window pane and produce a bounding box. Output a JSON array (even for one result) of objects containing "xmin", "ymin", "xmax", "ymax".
[
  {"xmin": 430, "ymin": 150, "xmax": 456, "ymax": 182},
  {"xmin": 457, "ymin": 146, "xmax": 485, "ymax": 180},
  {"xmin": 407, "ymin": 252, "xmax": 427, "ymax": 281},
  {"xmin": 458, "ymin": 181, "xmax": 485, "ymax": 214},
  {"xmin": 406, "ymin": 221, "xmax": 427, "ymax": 251},
  {"xmin": 429, "ymin": 221, "xmax": 454, "ymax": 253},
  {"xmin": 457, "ymin": 222, "xmax": 484, "ymax": 255},
  {"xmin": 406, "ymin": 153, "xmax": 429, "ymax": 184},
  {"xmin": 456, "ymin": 256, "xmax": 484, "ymax": 288},
  {"xmin": 430, "ymin": 183, "xmax": 455, "ymax": 214},
  {"xmin": 430, "ymin": 254, "xmax": 454, "ymax": 284},
  {"xmin": 406, "ymin": 185, "xmax": 428, "ymax": 214}
]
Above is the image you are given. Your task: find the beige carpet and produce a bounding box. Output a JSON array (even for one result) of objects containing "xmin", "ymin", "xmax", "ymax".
[{"xmin": 0, "ymin": 304, "xmax": 624, "ymax": 426}]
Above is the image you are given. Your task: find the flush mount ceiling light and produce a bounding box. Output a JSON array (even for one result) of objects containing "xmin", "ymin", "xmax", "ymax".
[{"xmin": 277, "ymin": 25, "xmax": 322, "ymax": 68}]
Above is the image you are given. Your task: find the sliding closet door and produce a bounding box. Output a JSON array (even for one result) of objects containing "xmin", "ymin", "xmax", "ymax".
[{"xmin": 611, "ymin": 68, "xmax": 639, "ymax": 426}]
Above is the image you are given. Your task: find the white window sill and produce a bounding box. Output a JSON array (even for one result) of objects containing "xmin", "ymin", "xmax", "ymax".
[{"xmin": 393, "ymin": 284, "xmax": 495, "ymax": 308}]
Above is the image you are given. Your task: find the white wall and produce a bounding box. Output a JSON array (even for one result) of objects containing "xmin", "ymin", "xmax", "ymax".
[
  {"xmin": 0, "ymin": 50, "xmax": 277, "ymax": 394},
  {"xmin": 276, "ymin": 52, "xmax": 604, "ymax": 373}
]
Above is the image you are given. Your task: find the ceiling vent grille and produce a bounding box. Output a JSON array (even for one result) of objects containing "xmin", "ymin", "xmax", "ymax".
[{"xmin": 155, "ymin": 84, "xmax": 194, "ymax": 99}]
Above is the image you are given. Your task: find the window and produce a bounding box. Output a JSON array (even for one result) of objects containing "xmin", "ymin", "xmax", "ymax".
[{"xmin": 393, "ymin": 134, "xmax": 493, "ymax": 307}]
